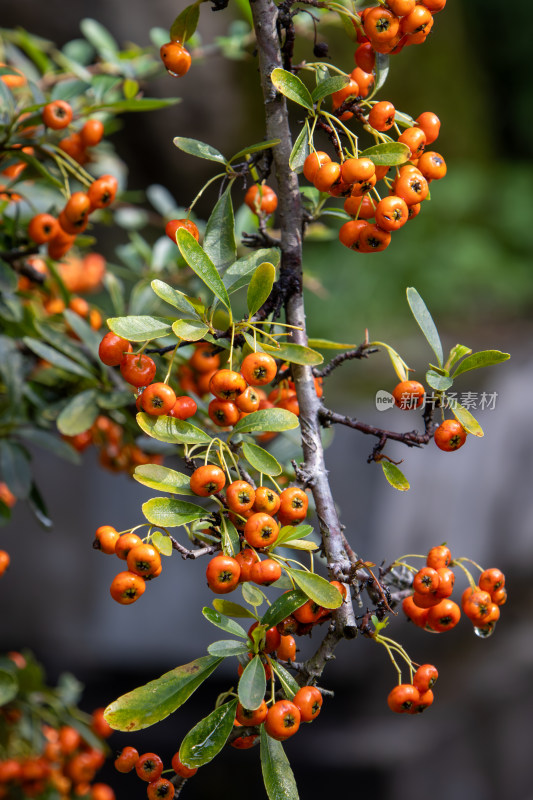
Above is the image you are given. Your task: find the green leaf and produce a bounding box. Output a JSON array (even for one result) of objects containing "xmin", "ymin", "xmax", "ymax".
[
  {"xmin": 203, "ymin": 188, "xmax": 237, "ymax": 272},
  {"xmin": 0, "ymin": 442, "xmax": 31, "ymax": 499},
  {"xmin": 271, "ymin": 68, "xmax": 314, "ymax": 111},
  {"xmin": 34, "ymin": 325, "xmax": 90, "ymax": 371},
  {"xmin": 203, "ymin": 607, "xmax": 248, "ymax": 638},
  {"xmin": 173, "ymin": 136, "xmax": 227, "ymax": 164},
  {"xmin": 151, "ymin": 531, "xmax": 173, "ymax": 557},
  {"xmin": 180, "ymin": 699, "xmax": 238, "ymax": 769},
  {"xmin": 446, "ymin": 344, "xmax": 472, "ymax": 371},
  {"xmin": 282, "ymin": 539, "xmax": 318, "ymax": 551},
  {"xmin": 0, "ymin": 670, "xmax": 18, "ymax": 706},
  {"xmin": 260, "ymin": 589, "xmax": 307, "ymax": 629},
  {"xmin": 97, "ymin": 390, "xmax": 134, "ymax": 410},
  {"xmin": 177, "ymin": 229, "xmax": 231, "ymax": 310},
  {"xmin": 311, "ymin": 75, "xmax": 349, "ymax": 103},
  {"xmin": 28, "ymin": 483, "xmax": 53, "ymax": 530},
  {"xmin": 260, "ymin": 727, "xmax": 299, "ymax": 800},
  {"xmin": 207, "ymin": 640, "xmax": 250, "ymax": 657},
  {"xmin": 369, "ymin": 341, "xmax": 410, "ymax": 382},
  {"xmin": 381, "ymin": 461, "xmax": 410, "ymax": 491},
  {"xmin": 425, "ymin": 369, "xmax": 453, "ymax": 392},
  {"xmin": 151, "ymin": 279, "xmax": 202, "ymax": 318},
  {"xmin": 247, "ymin": 262, "xmax": 276, "ymax": 317},
  {"xmin": 224, "ymin": 248, "xmax": 281, "ymax": 293},
  {"xmin": 241, "ymin": 583, "xmax": 265, "ymax": 608},
  {"xmin": 238, "ymin": 655, "xmax": 266, "ymax": 710},
  {"xmin": 137, "ymin": 413, "xmax": 212, "ymax": 445},
  {"xmin": 270, "ymin": 661, "xmax": 299, "ymax": 698},
  {"xmin": 262, "ymin": 342, "xmax": 323, "ymax": 366},
  {"xmin": 17, "ymin": 428, "xmax": 81, "ymax": 465},
  {"xmin": 337, "ymin": 9, "xmax": 359, "ymax": 41},
  {"xmin": 372, "ymin": 53, "xmax": 389, "ymax": 97},
  {"xmin": 123, "ymin": 78, "xmax": 139, "ymax": 99},
  {"xmin": 23, "ymin": 337, "xmax": 93, "ymax": 379},
  {"xmin": 231, "ymin": 408, "xmax": 299, "ymax": 435},
  {"xmin": 107, "ymin": 315, "xmax": 172, "ymax": 342},
  {"xmin": 104, "ymin": 656, "xmax": 222, "ymax": 731},
  {"xmin": 172, "ymin": 319, "xmax": 209, "ymax": 341},
  {"xmin": 242, "ymin": 443, "xmax": 282, "ymax": 476},
  {"xmin": 289, "ymin": 125, "xmax": 310, "ymax": 173},
  {"xmin": 221, "ymin": 518, "xmax": 240, "ymax": 558},
  {"xmin": 406, "ymin": 287, "xmax": 443, "ymax": 367},
  {"xmin": 142, "ymin": 497, "xmax": 208, "ymax": 527},
  {"xmin": 80, "ymin": 18, "xmax": 119, "ymax": 60},
  {"xmin": 133, "ymin": 464, "xmax": 194, "ymax": 495},
  {"xmin": 359, "ymin": 142, "xmax": 411, "ymax": 167},
  {"xmin": 212, "ymin": 600, "xmax": 257, "ymax": 619},
  {"xmin": 274, "ymin": 525, "xmax": 314, "ymax": 547},
  {"xmin": 9, "ymin": 149, "xmax": 63, "ymax": 188},
  {"xmin": 451, "ymin": 402, "xmax": 484, "ymax": 437},
  {"xmin": 57, "ymin": 390, "xmax": 99, "ymax": 436},
  {"xmin": 92, "ymin": 98, "xmax": 181, "ymax": 112},
  {"xmin": 229, "ymin": 139, "xmax": 281, "ymax": 164},
  {"xmin": 286, "ymin": 569, "xmax": 342, "ymax": 609},
  {"xmin": 170, "ymin": 4, "xmax": 200, "ymax": 44},
  {"xmin": 308, "ymin": 338, "xmax": 357, "ymax": 350},
  {"xmin": 63, "ymin": 310, "xmax": 102, "ymax": 356},
  {"xmin": 452, "ymin": 350, "xmax": 510, "ymax": 377}
]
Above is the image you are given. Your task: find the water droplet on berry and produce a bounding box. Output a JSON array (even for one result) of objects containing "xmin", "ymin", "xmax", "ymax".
[
  {"xmin": 473, "ymin": 622, "xmax": 495, "ymax": 638},
  {"xmin": 166, "ymin": 69, "xmax": 179, "ymax": 78}
]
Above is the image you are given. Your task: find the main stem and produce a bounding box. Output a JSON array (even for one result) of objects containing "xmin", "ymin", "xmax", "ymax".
[{"xmin": 250, "ymin": 0, "xmax": 357, "ymax": 641}]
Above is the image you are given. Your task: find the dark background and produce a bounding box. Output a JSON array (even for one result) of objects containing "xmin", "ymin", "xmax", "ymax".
[{"xmin": 1, "ymin": 2, "xmax": 533, "ymax": 799}]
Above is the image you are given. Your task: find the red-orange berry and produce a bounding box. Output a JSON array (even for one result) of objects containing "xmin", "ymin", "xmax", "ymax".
[
  {"xmin": 293, "ymin": 686, "xmax": 323, "ymax": 722},
  {"xmin": 387, "ymin": 684, "xmax": 419, "ymax": 713},
  {"xmin": 368, "ymin": 101, "xmax": 396, "ymax": 132},
  {"xmin": 244, "ymin": 184, "xmax": 278, "ymax": 215},
  {"xmin": 165, "ymin": 218, "xmax": 200, "ymax": 243},
  {"xmin": 109, "ymin": 571, "xmax": 146, "ymax": 604},
  {"xmin": 415, "ymin": 111, "xmax": 441, "ymax": 144},
  {"xmin": 80, "ymin": 118, "xmax": 105, "ymax": 147},
  {"xmin": 241, "ymin": 352, "xmax": 277, "ymax": 386},
  {"xmin": 120, "ymin": 353, "xmax": 157, "ymax": 387},
  {"xmin": 171, "ymin": 752, "xmax": 197, "ymax": 779},
  {"xmin": 303, "ymin": 151, "xmax": 331, "ymax": 183},
  {"xmin": 206, "ymin": 554, "xmax": 241, "ymax": 594},
  {"xmin": 99, "ymin": 332, "xmax": 133, "ymax": 366},
  {"xmin": 375, "ymin": 196, "xmax": 409, "ymax": 231},
  {"xmin": 42, "ymin": 100, "xmax": 73, "ymax": 129},
  {"xmin": 141, "ymin": 382, "xmax": 176, "ymax": 416},
  {"xmin": 434, "ymin": 419, "xmax": 467, "ymax": 452},
  {"xmin": 160, "ymin": 42, "xmax": 191, "ymax": 76},
  {"xmin": 417, "ymin": 151, "xmax": 447, "ymax": 180},
  {"xmin": 135, "ymin": 753, "xmax": 163, "ymax": 783},
  {"xmin": 169, "ymin": 395, "xmax": 197, "ymax": 420},
  {"xmin": 392, "ymin": 380, "xmax": 425, "ymax": 409},
  {"xmin": 264, "ymin": 700, "xmax": 301, "ymax": 741},
  {"xmin": 28, "ymin": 213, "xmax": 59, "ymax": 244},
  {"xmin": 190, "ymin": 464, "xmax": 226, "ymax": 496},
  {"xmin": 88, "ymin": 174, "xmax": 118, "ymax": 209},
  {"xmin": 244, "ymin": 513, "xmax": 279, "ymax": 548},
  {"xmin": 413, "ymin": 664, "xmax": 438, "ymax": 693},
  {"xmin": 114, "ymin": 746, "xmax": 139, "ymax": 773}
]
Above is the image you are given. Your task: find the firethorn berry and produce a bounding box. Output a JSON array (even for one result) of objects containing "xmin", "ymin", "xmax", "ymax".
[
  {"xmin": 235, "ymin": 548, "xmax": 260, "ymax": 582},
  {"xmin": 208, "ymin": 398, "xmax": 240, "ymax": 427},
  {"xmin": 415, "ymin": 111, "xmax": 440, "ymax": 144},
  {"xmin": 423, "ymin": 0, "xmax": 446, "ymax": 10},
  {"xmin": 400, "ymin": 4, "xmax": 433, "ymax": 34},
  {"xmin": 387, "ymin": 684, "xmax": 420, "ymax": 713},
  {"xmin": 354, "ymin": 42, "xmax": 375, "ymax": 72},
  {"xmin": 206, "ymin": 554, "xmax": 241, "ymax": 593},
  {"xmin": 244, "ymin": 512, "xmax": 279, "ymax": 548},
  {"xmin": 303, "ymin": 151, "xmax": 331, "ymax": 183},
  {"xmin": 241, "ymin": 352, "xmax": 277, "ymax": 386},
  {"xmin": 136, "ymin": 753, "xmax": 164, "ymax": 783},
  {"xmin": 462, "ymin": 589, "xmax": 492, "ymax": 624},
  {"xmin": 341, "ymin": 157, "xmax": 375, "ymax": 185},
  {"xmin": 344, "ymin": 194, "xmax": 376, "ymax": 219},
  {"xmin": 350, "ymin": 66, "xmax": 375, "ymax": 98},
  {"xmin": 64, "ymin": 191, "xmax": 91, "ymax": 224},
  {"xmin": 236, "ymin": 699, "xmax": 269, "ymax": 726},
  {"xmin": 42, "ymin": 100, "xmax": 73, "ymax": 129},
  {"xmin": 141, "ymin": 383, "xmax": 177, "ymax": 416},
  {"xmin": 126, "ymin": 544, "xmax": 162, "ymax": 578},
  {"xmin": 393, "ymin": 169, "xmax": 429, "ymax": 205},
  {"xmin": 279, "ymin": 487, "xmax": 308, "ymax": 523},
  {"xmin": 98, "ymin": 332, "xmax": 133, "ymax": 366},
  {"xmin": 165, "ymin": 218, "xmax": 200, "ymax": 243},
  {"xmin": 358, "ymin": 223, "xmax": 391, "ymax": 253},
  {"xmin": 28, "ymin": 213, "xmax": 59, "ymax": 244},
  {"xmin": 491, "ymin": 587, "xmax": 507, "ymax": 606},
  {"xmin": 189, "ymin": 342, "xmax": 220, "ymax": 373},
  {"xmin": 171, "ymin": 751, "xmax": 197, "ymax": 778},
  {"xmin": 398, "ymin": 126, "xmax": 427, "ymax": 158},
  {"xmin": 479, "ymin": 568, "xmax": 505, "ymax": 594},
  {"xmin": 435, "ymin": 567, "xmax": 455, "ymax": 598},
  {"xmin": 369, "ymin": 101, "xmax": 396, "ymax": 131},
  {"xmin": 417, "ymin": 151, "xmax": 447, "ymax": 181},
  {"xmin": 392, "ymin": 380, "xmax": 425, "ymax": 409},
  {"xmin": 120, "ymin": 353, "xmax": 157, "ymax": 387},
  {"xmin": 91, "ymin": 708, "xmax": 112, "ymax": 738},
  {"xmin": 88, "ymin": 174, "xmax": 118, "ymax": 209},
  {"xmin": 426, "ymin": 598, "xmax": 461, "ymax": 632},
  {"xmin": 293, "ymin": 599, "xmax": 323, "ymax": 624},
  {"xmin": 109, "ymin": 571, "xmax": 146, "ymax": 604},
  {"xmin": 169, "ymin": 395, "xmax": 197, "ymax": 419},
  {"xmin": 58, "ymin": 132, "xmax": 87, "ymax": 163},
  {"xmin": 375, "ymin": 196, "xmax": 409, "ymax": 231},
  {"xmin": 277, "ymin": 614, "xmax": 299, "ymax": 636},
  {"xmin": 147, "ymin": 779, "xmax": 175, "ymax": 800},
  {"xmin": 410, "ymin": 689, "xmax": 434, "ymax": 713},
  {"xmin": 351, "ymin": 172, "xmax": 377, "ymax": 197},
  {"xmin": 363, "ymin": 7, "xmax": 400, "ymax": 41},
  {"xmin": 387, "ymin": 0, "xmax": 416, "ymax": 14},
  {"xmin": 402, "ymin": 595, "xmax": 430, "ymax": 627},
  {"xmin": 80, "ymin": 118, "xmax": 105, "ymax": 147},
  {"xmin": 434, "ymin": 419, "xmax": 467, "ymax": 451},
  {"xmin": 93, "ymin": 525, "xmax": 120, "ymax": 555},
  {"xmin": 114, "ymin": 532, "xmax": 143, "ymax": 560},
  {"xmin": 412, "ymin": 590, "xmax": 441, "ymax": 609},
  {"xmin": 226, "ymin": 481, "xmax": 256, "ymax": 513},
  {"xmin": 413, "ymin": 664, "xmax": 438, "ymax": 693},
  {"xmin": 426, "ymin": 544, "xmax": 451, "ymax": 569},
  {"xmin": 210, "ymin": 369, "xmax": 247, "ymax": 401},
  {"xmin": 339, "ymin": 220, "xmax": 368, "ymax": 251},
  {"xmin": 58, "ymin": 209, "xmax": 87, "ymax": 236},
  {"xmin": 276, "ymin": 634, "xmax": 297, "ymax": 661},
  {"xmin": 293, "ymin": 686, "xmax": 323, "ymax": 722},
  {"xmin": 236, "ymin": 386, "xmax": 261, "ymax": 413},
  {"xmin": 264, "ymin": 700, "xmax": 301, "ymax": 741},
  {"xmin": 190, "ymin": 464, "xmax": 226, "ymax": 496},
  {"xmin": 413, "ymin": 566, "xmax": 440, "ymax": 595},
  {"xmin": 160, "ymin": 41, "xmax": 192, "ymax": 76},
  {"xmin": 0, "ymin": 550, "xmax": 10, "ymax": 576},
  {"xmin": 244, "ymin": 184, "xmax": 278, "ymax": 215},
  {"xmin": 313, "ymin": 162, "xmax": 341, "ymax": 192},
  {"xmin": 250, "ymin": 558, "xmax": 282, "ymax": 586},
  {"xmin": 331, "ymin": 79, "xmax": 360, "ymax": 119}
]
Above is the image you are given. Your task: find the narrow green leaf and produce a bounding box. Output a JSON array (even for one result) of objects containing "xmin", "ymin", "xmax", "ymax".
[
  {"xmin": 381, "ymin": 461, "xmax": 410, "ymax": 491},
  {"xmin": 107, "ymin": 315, "xmax": 172, "ymax": 342},
  {"xmin": 92, "ymin": 97, "xmax": 181, "ymax": 112},
  {"xmin": 308, "ymin": 338, "xmax": 357, "ymax": 350},
  {"xmin": 212, "ymin": 600, "xmax": 257, "ymax": 619},
  {"xmin": 0, "ymin": 442, "xmax": 31, "ymax": 499},
  {"xmin": 241, "ymin": 583, "xmax": 265, "ymax": 608},
  {"xmin": 238, "ymin": 655, "xmax": 266, "ymax": 710},
  {"xmin": 173, "ymin": 136, "xmax": 227, "ymax": 164},
  {"xmin": 337, "ymin": 9, "xmax": 359, "ymax": 41},
  {"xmin": 17, "ymin": 428, "xmax": 81, "ymax": 465},
  {"xmin": 104, "ymin": 656, "xmax": 222, "ymax": 731},
  {"xmin": 372, "ymin": 53, "xmax": 389, "ymax": 97},
  {"xmin": 262, "ymin": 342, "xmax": 323, "ymax": 366},
  {"xmin": 142, "ymin": 497, "xmax": 207, "ymax": 527},
  {"xmin": 170, "ymin": 4, "xmax": 200, "ymax": 44},
  {"xmin": 260, "ymin": 589, "xmax": 307, "ymax": 629},
  {"xmin": 452, "ymin": 350, "xmax": 510, "ymax": 377},
  {"xmin": 451, "ymin": 402, "xmax": 484, "ymax": 437},
  {"xmin": 80, "ymin": 18, "xmax": 119, "ymax": 59},
  {"xmin": 425, "ymin": 369, "xmax": 453, "ymax": 392},
  {"xmin": 177, "ymin": 229, "xmax": 231, "ymax": 310},
  {"xmin": 271, "ymin": 68, "xmax": 314, "ymax": 111},
  {"xmin": 133, "ymin": 464, "xmax": 194, "ymax": 495},
  {"xmin": 286, "ymin": 569, "xmax": 342, "ymax": 609},
  {"xmin": 63, "ymin": 310, "xmax": 101, "ymax": 356},
  {"xmin": 224, "ymin": 248, "xmax": 281, "ymax": 293},
  {"xmin": 97, "ymin": 390, "xmax": 134, "ymax": 410},
  {"xmin": 137, "ymin": 413, "xmax": 212, "ymax": 445},
  {"xmin": 151, "ymin": 531, "xmax": 173, "ymax": 557},
  {"xmin": 260, "ymin": 727, "xmax": 299, "ymax": 800},
  {"xmin": 270, "ymin": 661, "xmax": 299, "ymax": 698},
  {"xmin": 57, "ymin": 390, "xmax": 99, "ymax": 436},
  {"xmin": 395, "ymin": 110, "xmax": 416, "ymax": 127},
  {"xmin": 23, "ymin": 337, "xmax": 93, "ymax": 379},
  {"xmin": 172, "ymin": 319, "xmax": 209, "ymax": 341},
  {"xmin": 221, "ymin": 519, "xmax": 240, "ymax": 558},
  {"xmin": 232, "ymin": 408, "xmax": 299, "ymax": 435},
  {"xmin": 229, "ymin": 139, "xmax": 281, "ymax": 163},
  {"xmin": 207, "ymin": 640, "xmax": 249, "ymax": 657},
  {"xmin": 446, "ymin": 344, "xmax": 472, "ymax": 371},
  {"xmin": 123, "ymin": 78, "xmax": 139, "ymax": 99},
  {"xmin": 311, "ymin": 75, "xmax": 349, "ymax": 103},
  {"xmin": 242, "ymin": 443, "xmax": 282, "ymax": 476},
  {"xmin": 0, "ymin": 670, "xmax": 18, "ymax": 706},
  {"xmin": 283, "ymin": 539, "xmax": 318, "ymax": 551},
  {"xmin": 151, "ymin": 279, "xmax": 202, "ymax": 317},
  {"xmin": 247, "ymin": 262, "xmax": 276, "ymax": 316},
  {"xmin": 360, "ymin": 142, "xmax": 411, "ymax": 166},
  {"xmin": 203, "ymin": 188, "xmax": 237, "ymax": 271},
  {"xmin": 406, "ymin": 287, "xmax": 443, "ymax": 366},
  {"xmin": 203, "ymin": 607, "xmax": 247, "ymax": 638},
  {"xmin": 274, "ymin": 525, "xmax": 314, "ymax": 547},
  {"xmin": 289, "ymin": 125, "xmax": 309, "ymax": 174},
  {"xmin": 34, "ymin": 324, "xmax": 91, "ymax": 371},
  {"xmin": 181, "ymin": 699, "xmax": 237, "ymax": 769},
  {"xmin": 369, "ymin": 341, "xmax": 410, "ymax": 382}
]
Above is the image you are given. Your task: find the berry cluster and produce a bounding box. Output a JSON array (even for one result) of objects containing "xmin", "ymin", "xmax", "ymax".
[
  {"xmin": 93, "ymin": 526, "xmax": 163, "ymax": 605},
  {"xmin": 357, "ymin": 0, "xmax": 446, "ymax": 56},
  {"xmin": 114, "ymin": 748, "xmax": 180, "ymax": 799},
  {"xmin": 391, "ymin": 380, "xmax": 468, "ymax": 452},
  {"xmin": 387, "ymin": 663, "xmax": 438, "ymax": 714},
  {"xmin": 42, "ymin": 100, "xmax": 105, "ymax": 164}
]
